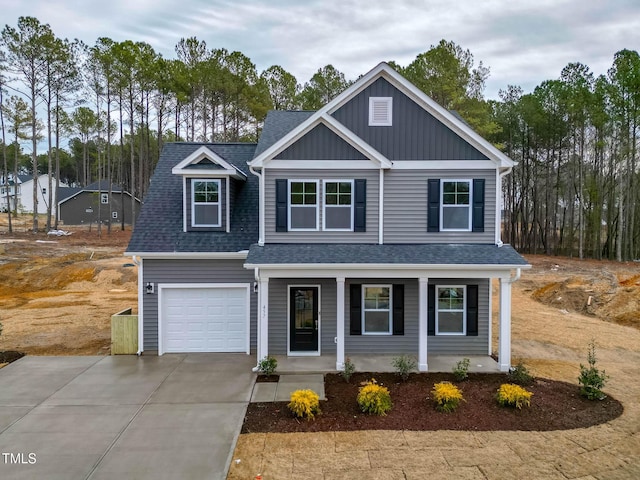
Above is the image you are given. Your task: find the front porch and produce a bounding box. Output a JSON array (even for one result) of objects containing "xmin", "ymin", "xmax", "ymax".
[{"xmin": 270, "ymin": 354, "xmax": 500, "ymax": 374}]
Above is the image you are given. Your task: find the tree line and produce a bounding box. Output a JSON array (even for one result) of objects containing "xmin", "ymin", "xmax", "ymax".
[{"xmin": 0, "ymin": 16, "xmax": 638, "ymax": 261}]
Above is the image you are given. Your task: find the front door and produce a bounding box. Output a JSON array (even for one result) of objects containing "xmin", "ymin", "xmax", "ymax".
[{"xmin": 289, "ymin": 286, "xmax": 319, "ymax": 352}]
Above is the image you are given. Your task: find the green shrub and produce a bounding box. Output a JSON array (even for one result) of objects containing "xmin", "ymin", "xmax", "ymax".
[
  {"xmin": 508, "ymin": 361, "xmax": 534, "ymax": 386},
  {"xmin": 257, "ymin": 356, "xmax": 277, "ymax": 377},
  {"xmin": 340, "ymin": 357, "xmax": 355, "ymax": 383},
  {"xmin": 391, "ymin": 355, "xmax": 417, "ymax": 381},
  {"xmin": 357, "ymin": 378, "xmax": 392, "ymax": 416},
  {"xmin": 432, "ymin": 381, "xmax": 464, "ymax": 412},
  {"xmin": 288, "ymin": 389, "xmax": 321, "ymax": 420},
  {"xmin": 452, "ymin": 358, "xmax": 470, "ymax": 381},
  {"xmin": 496, "ymin": 383, "xmax": 533, "ymax": 409},
  {"xmin": 578, "ymin": 340, "xmax": 609, "ymax": 400}
]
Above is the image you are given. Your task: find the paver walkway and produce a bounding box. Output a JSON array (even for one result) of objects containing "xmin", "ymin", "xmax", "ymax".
[{"xmin": 228, "ymin": 323, "xmax": 640, "ymax": 479}]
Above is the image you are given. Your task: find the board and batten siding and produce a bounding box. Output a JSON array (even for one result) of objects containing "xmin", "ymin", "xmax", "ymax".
[
  {"xmin": 345, "ymin": 279, "xmax": 419, "ymax": 354},
  {"xmin": 427, "ymin": 278, "xmax": 490, "ymax": 355},
  {"xmin": 384, "ymin": 169, "xmax": 496, "ymax": 243},
  {"xmin": 332, "ymin": 77, "xmax": 488, "ymax": 161},
  {"xmin": 142, "ymin": 259, "xmax": 256, "ymax": 352},
  {"xmin": 268, "ymin": 278, "xmax": 337, "ymax": 355},
  {"xmin": 275, "ymin": 123, "xmax": 367, "ymax": 160},
  {"xmin": 264, "ymin": 168, "xmax": 379, "ymax": 243}
]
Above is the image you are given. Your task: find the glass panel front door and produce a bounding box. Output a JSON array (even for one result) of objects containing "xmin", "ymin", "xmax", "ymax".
[{"xmin": 290, "ymin": 287, "xmax": 319, "ymax": 352}]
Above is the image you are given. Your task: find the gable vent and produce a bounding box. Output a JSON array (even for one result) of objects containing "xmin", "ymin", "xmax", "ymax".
[{"xmin": 369, "ymin": 97, "xmax": 393, "ymax": 126}]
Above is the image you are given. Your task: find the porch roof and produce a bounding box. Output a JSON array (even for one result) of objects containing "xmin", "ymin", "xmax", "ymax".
[{"xmin": 246, "ymin": 243, "xmax": 529, "ymax": 268}]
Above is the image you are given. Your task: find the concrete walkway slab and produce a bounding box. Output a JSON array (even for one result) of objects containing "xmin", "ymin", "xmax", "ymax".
[
  {"xmin": 250, "ymin": 374, "xmax": 326, "ymax": 402},
  {"xmin": 0, "ymin": 353, "xmax": 256, "ymax": 480}
]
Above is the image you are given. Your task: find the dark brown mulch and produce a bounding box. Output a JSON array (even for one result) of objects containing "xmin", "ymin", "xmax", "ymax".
[
  {"xmin": 256, "ymin": 374, "xmax": 280, "ymax": 383},
  {"xmin": 242, "ymin": 372, "xmax": 623, "ymax": 433},
  {"xmin": 0, "ymin": 351, "xmax": 24, "ymax": 364}
]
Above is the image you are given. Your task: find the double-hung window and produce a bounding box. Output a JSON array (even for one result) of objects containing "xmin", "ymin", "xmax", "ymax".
[
  {"xmin": 436, "ymin": 286, "xmax": 466, "ymax": 335},
  {"xmin": 441, "ymin": 180, "xmax": 471, "ymax": 231},
  {"xmin": 362, "ymin": 285, "xmax": 392, "ymax": 334},
  {"xmin": 289, "ymin": 180, "xmax": 318, "ymax": 230},
  {"xmin": 324, "ymin": 180, "xmax": 353, "ymax": 230},
  {"xmin": 101, "ymin": 193, "xmax": 109, "ymax": 204},
  {"xmin": 192, "ymin": 179, "xmax": 221, "ymax": 227}
]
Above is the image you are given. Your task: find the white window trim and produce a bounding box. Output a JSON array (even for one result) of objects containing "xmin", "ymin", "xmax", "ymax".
[
  {"xmin": 288, "ymin": 179, "xmax": 319, "ymax": 231},
  {"xmin": 112, "ymin": 211, "xmax": 118, "ymax": 219},
  {"xmin": 435, "ymin": 284, "xmax": 467, "ymax": 336},
  {"xmin": 368, "ymin": 97, "xmax": 393, "ymax": 126},
  {"xmin": 362, "ymin": 284, "xmax": 392, "ymax": 335},
  {"xmin": 191, "ymin": 178, "xmax": 221, "ymax": 228},
  {"xmin": 101, "ymin": 193, "xmax": 109, "ymax": 204},
  {"xmin": 322, "ymin": 179, "xmax": 354, "ymax": 231},
  {"xmin": 440, "ymin": 179, "xmax": 472, "ymax": 232}
]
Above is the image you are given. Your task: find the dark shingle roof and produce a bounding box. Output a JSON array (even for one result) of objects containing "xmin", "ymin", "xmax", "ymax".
[
  {"xmin": 83, "ymin": 180, "xmax": 124, "ymax": 193},
  {"xmin": 126, "ymin": 142, "xmax": 258, "ymax": 254},
  {"xmin": 254, "ymin": 110, "xmax": 315, "ymax": 156},
  {"xmin": 246, "ymin": 243, "xmax": 529, "ymax": 266},
  {"xmin": 56, "ymin": 187, "xmax": 81, "ymax": 203}
]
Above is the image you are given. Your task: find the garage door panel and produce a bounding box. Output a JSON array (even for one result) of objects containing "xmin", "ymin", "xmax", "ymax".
[{"xmin": 162, "ymin": 286, "xmax": 248, "ymax": 353}]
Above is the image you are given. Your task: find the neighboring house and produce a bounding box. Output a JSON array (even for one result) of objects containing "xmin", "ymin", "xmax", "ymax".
[
  {"xmin": 126, "ymin": 62, "xmax": 530, "ymax": 372},
  {"xmin": 58, "ymin": 180, "xmax": 141, "ymax": 226},
  {"xmin": 0, "ymin": 174, "xmax": 69, "ymax": 215}
]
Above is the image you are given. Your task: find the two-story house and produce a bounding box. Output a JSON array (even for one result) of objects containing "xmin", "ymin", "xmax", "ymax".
[{"xmin": 126, "ymin": 62, "xmax": 530, "ymax": 372}]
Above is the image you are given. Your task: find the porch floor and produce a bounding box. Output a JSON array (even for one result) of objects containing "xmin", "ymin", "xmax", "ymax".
[{"xmin": 271, "ymin": 354, "xmax": 500, "ymax": 374}]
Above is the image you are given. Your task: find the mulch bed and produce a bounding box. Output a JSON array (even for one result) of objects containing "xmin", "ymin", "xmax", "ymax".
[
  {"xmin": 0, "ymin": 351, "xmax": 24, "ymax": 364},
  {"xmin": 242, "ymin": 372, "xmax": 623, "ymax": 433},
  {"xmin": 256, "ymin": 374, "xmax": 280, "ymax": 383}
]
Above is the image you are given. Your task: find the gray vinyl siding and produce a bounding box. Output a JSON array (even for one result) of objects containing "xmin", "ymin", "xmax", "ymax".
[
  {"xmin": 384, "ymin": 169, "xmax": 496, "ymax": 243},
  {"xmin": 428, "ymin": 278, "xmax": 489, "ymax": 355},
  {"xmin": 332, "ymin": 77, "xmax": 489, "ymax": 161},
  {"xmin": 275, "ymin": 123, "xmax": 366, "ymax": 160},
  {"xmin": 267, "ymin": 278, "xmax": 337, "ymax": 355},
  {"xmin": 185, "ymin": 177, "xmax": 227, "ymax": 232},
  {"xmin": 345, "ymin": 279, "xmax": 418, "ymax": 354},
  {"xmin": 264, "ymin": 168, "xmax": 379, "ymax": 243},
  {"xmin": 59, "ymin": 191, "xmax": 140, "ymax": 226},
  {"xmin": 142, "ymin": 258, "xmax": 256, "ymax": 352}
]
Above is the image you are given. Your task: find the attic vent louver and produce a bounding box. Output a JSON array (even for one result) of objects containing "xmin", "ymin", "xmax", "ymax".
[{"xmin": 368, "ymin": 97, "xmax": 392, "ymax": 126}]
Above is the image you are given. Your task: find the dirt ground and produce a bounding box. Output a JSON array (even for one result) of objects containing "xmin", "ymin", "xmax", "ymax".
[{"xmin": 0, "ymin": 215, "xmax": 136, "ymax": 355}]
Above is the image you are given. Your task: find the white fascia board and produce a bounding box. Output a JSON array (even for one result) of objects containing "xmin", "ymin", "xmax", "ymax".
[
  {"xmin": 391, "ymin": 160, "xmax": 498, "ymax": 170},
  {"xmin": 172, "ymin": 145, "xmax": 247, "ymax": 180},
  {"xmin": 375, "ymin": 67, "xmax": 514, "ymax": 168},
  {"xmin": 125, "ymin": 251, "xmax": 248, "ymax": 260}
]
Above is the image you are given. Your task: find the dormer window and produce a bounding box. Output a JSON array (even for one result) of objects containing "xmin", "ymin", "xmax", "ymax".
[
  {"xmin": 192, "ymin": 179, "xmax": 221, "ymax": 227},
  {"xmin": 368, "ymin": 97, "xmax": 392, "ymax": 126}
]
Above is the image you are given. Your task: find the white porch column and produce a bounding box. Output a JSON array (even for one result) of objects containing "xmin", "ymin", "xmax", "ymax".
[
  {"xmin": 498, "ymin": 277, "xmax": 512, "ymax": 372},
  {"xmin": 418, "ymin": 277, "xmax": 429, "ymax": 372},
  {"xmin": 259, "ymin": 278, "xmax": 269, "ymax": 360},
  {"xmin": 336, "ymin": 277, "xmax": 345, "ymax": 371}
]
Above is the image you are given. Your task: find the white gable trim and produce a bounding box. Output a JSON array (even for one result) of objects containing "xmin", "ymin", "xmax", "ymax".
[
  {"xmin": 250, "ymin": 115, "xmax": 391, "ymax": 169},
  {"xmin": 172, "ymin": 145, "xmax": 247, "ymax": 180}
]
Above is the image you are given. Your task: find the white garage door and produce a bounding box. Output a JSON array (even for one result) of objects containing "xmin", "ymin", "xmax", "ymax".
[{"xmin": 161, "ymin": 286, "xmax": 248, "ymax": 353}]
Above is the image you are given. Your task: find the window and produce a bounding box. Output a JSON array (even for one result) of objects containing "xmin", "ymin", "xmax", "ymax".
[
  {"xmin": 368, "ymin": 97, "xmax": 393, "ymax": 126},
  {"xmin": 289, "ymin": 180, "xmax": 318, "ymax": 230},
  {"xmin": 101, "ymin": 193, "xmax": 109, "ymax": 204},
  {"xmin": 362, "ymin": 285, "xmax": 392, "ymax": 334},
  {"xmin": 436, "ymin": 286, "xmax": 466, "ymax": 335},
  {"xmin": 441, "ymin": 180, "xmax": 471, "ymax": 231},
  {"xmin": 112, "ymin": 211, "xmax": 118, "ymax": 219},
  {"xmin": 323, "ymin": 180, "xmax": 353, "ymax": 230},
  {"xmin": 42, "ymin": 188, "xmax": 46, "ymax": 195},
  {"xmin": 192, "ymin": 179, "xmax": 221, "ymax": 227}
]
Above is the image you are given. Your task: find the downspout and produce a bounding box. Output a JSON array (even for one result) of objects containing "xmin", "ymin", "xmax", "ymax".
[
  {"xmin": 252, "ymin": 267, "xmax": 261, "ymax": 372},
  {"xmin": 132, "ymin": 255, "xmax": 143, "ymax": 356},
  {"xmin": 249, "ymin": 166, "xmax": 264, "ymax": 246},
  {"xmin": 509, "ymin": 267, "xmax": 521, "ymax": 284},
  {"xmin": 497, "ymin": 167, "xmax": 512, "ymax": 247},
  {"xmin": 378, "ymin": 168, "xmax": 384, "ymax": 244}
]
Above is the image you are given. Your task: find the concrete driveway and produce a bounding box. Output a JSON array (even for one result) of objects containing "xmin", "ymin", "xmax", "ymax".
[{"xmin": 0, "ymin": 353, "xmax": 256, "ymax": 480}]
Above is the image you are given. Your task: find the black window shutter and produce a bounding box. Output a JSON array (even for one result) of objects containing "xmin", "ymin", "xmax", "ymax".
[
  {"xmin": 472, "ymin": 179, "xmax": 485, "ymax": 232},
  {"xmin": 354, "ymin": 179, "xmax": 366, "ymax": 232},
  {"xmin": 467, "ymin": 285, "xmax": 478, "ymax": 336},
  {"xmin": 427, "ymin": 179, "xmax": 440, "ymax": 232},
  {"xmin": 427, "ymin": 284, "xmax": 435, "ymax": 335},
  {"xmin": 392, "ymin": 284, "xmax": 404, "ymax": 335},
  {"xmin": 350, "ymin": 284, "xmax": 362, "ymax": 335},
  {"xmin": 275, "ymin": 179, "xmax": 288, "ymax": 232}
]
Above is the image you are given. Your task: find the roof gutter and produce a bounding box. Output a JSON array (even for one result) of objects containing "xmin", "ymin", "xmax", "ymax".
[{"xmin": 249, "ymin": 165, "xmax": 265, "ymax": 246}]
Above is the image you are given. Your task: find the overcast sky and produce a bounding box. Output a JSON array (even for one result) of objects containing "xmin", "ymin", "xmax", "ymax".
[{"xmin": 3, "ymin": 0, "xmax": 639, "ymax": 99}]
